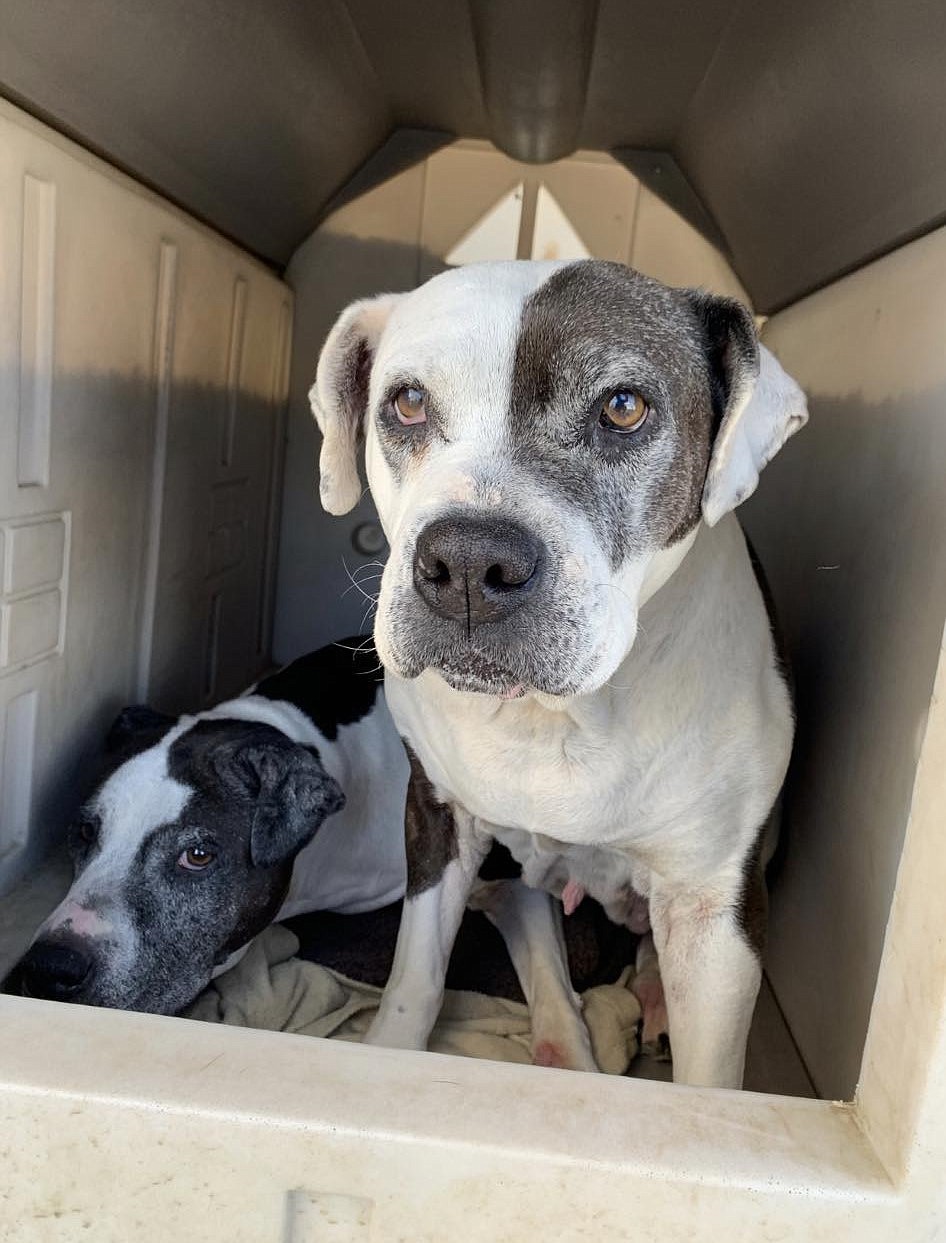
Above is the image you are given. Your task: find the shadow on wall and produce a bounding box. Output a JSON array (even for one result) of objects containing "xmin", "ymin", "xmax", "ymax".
[
  {"xmin": 0, "ymin": 368, "xmax": 283, "ymax": 890},
  {"xmin": 276, "ymin": 233, "xmax": 450, "ymax": 664},
  {"xmin": 742, "ymin": 392, "xmax": 946, "ymax": 1099}
]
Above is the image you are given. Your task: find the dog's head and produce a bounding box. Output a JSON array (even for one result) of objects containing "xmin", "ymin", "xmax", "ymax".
[
  {"xmin": 312, "ymin": 260, "xmax": 807, "ymax": 700},
  {"xmin": 5, "ymin": 709, "xmax": 344, "ymax": 1013}
]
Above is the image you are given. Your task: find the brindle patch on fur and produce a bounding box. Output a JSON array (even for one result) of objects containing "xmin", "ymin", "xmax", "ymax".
[
  {"xmin": 510, "ymin": 261, "xmax": 757, "ymax": 564},
  {"xmin": 403, "ymin": 741, "xmax": 459, "ymax": 897},
  {"xmin": 337, "ymin": 331, "xmax": 372, "ymax": 437},
  {"xmin": 736, "ymin": 822, "xmax": 769, "ymax": 958}
]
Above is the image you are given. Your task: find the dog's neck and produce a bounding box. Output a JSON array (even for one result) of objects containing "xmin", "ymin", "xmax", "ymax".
[{"xmin": 384, "ymin": 511, "xmax": 778, "ymax": 855}]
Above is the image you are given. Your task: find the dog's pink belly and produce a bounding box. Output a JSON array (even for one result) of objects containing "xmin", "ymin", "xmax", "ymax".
[
  {"xmin": 560, "ymin": 878, "xmax": 650, "ymax": 934},
  {"xmin": 561, "ymin": 879, "xmax": 585, "ymax": 916},
  {"xmin": 493, "ymin": 826, "xmax": 652, "ymax": 933},
  {"xmin": 624, "ymin": 888, "xmax": 651, "ymax": 934}
]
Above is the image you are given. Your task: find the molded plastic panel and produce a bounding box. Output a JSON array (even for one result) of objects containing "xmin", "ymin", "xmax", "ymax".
[
  {"xmin": 0, "ymin": 100, "xmax": 291, "ymax": 892},
  {"xmin": 4, "ymin": 1, "xmax": 945, "ymax": 311},
  {"xmin": 742, "ymin": 225, "xmax": 946, "ymax": 1098}
]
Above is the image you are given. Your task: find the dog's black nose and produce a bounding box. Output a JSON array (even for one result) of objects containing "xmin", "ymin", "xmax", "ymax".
[
  {"xmin": 413, "ymin": 515, "xmax": 544, "ymax": 628},
  {"xmin": 17, "ymin": 939, "xmax": 94, "ymax": 1001}
]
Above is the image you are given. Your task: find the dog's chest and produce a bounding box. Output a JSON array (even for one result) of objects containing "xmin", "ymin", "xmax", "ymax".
[
  {"xmin": 389, "ymin": 675, "xmax": 711, "ymax": 852},
  {"xmin": 387, "ymin": 632, "xmax": 789, "ymax": 895}
]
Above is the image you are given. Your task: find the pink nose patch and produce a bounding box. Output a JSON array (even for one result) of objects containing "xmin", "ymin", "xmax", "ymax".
[
  {"xmin": 561, "ymin": 880, "xmax": 585, "ymax": 916},
  {"xmin": 49, "ymin": 901, "xmax": 108, "ymax": 938}
]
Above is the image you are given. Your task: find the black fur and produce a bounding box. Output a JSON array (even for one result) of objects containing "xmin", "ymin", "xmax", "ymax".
[
  {"xmin": 106, "ymin": 705, "xmax": 176, "ymax": 760},
  {"xmin": 376, "ymin": 263, "xmax": 765, "ymax": 696},
  {"xmin": 166, "ymin": 719, "xmax": 345, "ymax": 868},
  {"xmin": 403, "ymin": 742, "xmax": 459, "ymax": 898},
  {"xmin": 255, "ymin": 637, "xmax": 382, "ymax": 740}
]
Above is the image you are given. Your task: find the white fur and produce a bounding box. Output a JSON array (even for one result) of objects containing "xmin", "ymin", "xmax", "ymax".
[
  {"xmin": 40, "ymin": 742, "xmax": 192, "ymax": 964},
  {"xmin": 471, "ymin": 879, "xmax": 597, "ymax": 1071},
  {"xmin": 196, "ymin": 691, "xmax": 410, "ymax": 916},
  {"xmin": 312, "ymin": 292, "xmax": 409, "ymax": 515},
  {"xmin": 702, "ymin": 344, "xmax": 809, "ymax": 527},
  {"xmin": 314, "ymin": 261, "xmax": 807, "ymax": 1088}
]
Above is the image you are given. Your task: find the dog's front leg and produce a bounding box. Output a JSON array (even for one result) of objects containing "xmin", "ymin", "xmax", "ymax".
[
  {"xmin": 648, "ymin": 875, "xmax": 762, "ymax": 1089},
  {"xmin": 365, "ymin": 751, "xmax": 489, "ymax": 1050},
  {"xmin": 469, "ymin": 879, "xmax": 598, "ymax": 1072}
]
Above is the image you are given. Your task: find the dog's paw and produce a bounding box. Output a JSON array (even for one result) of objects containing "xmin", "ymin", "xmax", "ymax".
[
  {"xmin": 631, "ymin": 937, "xmax": 672, "ymax": 1062},
  {"xmin": 632, "ymin": 971, "xmax": 671, "ymax": 1061},
  {"xmin": 530, "ymin": 1000, "xmax": 599, "ymax": 1072},
  {"xmin": 531, "ymin": 1036, "xmax": 599, "ymax": 1072}
]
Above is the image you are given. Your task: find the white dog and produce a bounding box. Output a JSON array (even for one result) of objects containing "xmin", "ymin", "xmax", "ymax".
[{"xmin": 312, "ymin": 260, "xmax": 807, "ymax": 1087}]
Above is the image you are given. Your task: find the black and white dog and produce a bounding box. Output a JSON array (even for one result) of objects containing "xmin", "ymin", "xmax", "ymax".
[
  {"xmin": 8, "ymin": 641, "xmax": 590, "ymax": 1064},
  {"xmin": 311, "ymin": 259, "xmax": 808, "ymax": 1088},
  {"xmin": 7, "ymin": 643, "xmax": 407, "ymax": 1015}
]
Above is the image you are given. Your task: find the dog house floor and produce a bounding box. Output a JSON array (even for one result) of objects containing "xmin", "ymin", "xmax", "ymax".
[{"xmin": 0, "ymin": 854, "xmax": 815, "ymax": 1098}]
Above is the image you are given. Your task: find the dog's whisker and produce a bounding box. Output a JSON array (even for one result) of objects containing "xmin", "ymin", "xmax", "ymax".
[
  {"xmin": 342, "ymin": 582, "xmax": 380, "ymax": 605},
  {"xmin": 603, "ymin": 676, "xmax": 634, "ymax": 691},
  {"xmin": 332, "ymin": 637, "xmax": 380, "ymax": 665},
  {"xmin": 590, "ymin": 580, "xmax": 649, "ymax": 643},
  {"xmin": 341, "ymin": 558, "xmax": 382, "ymax": 607},
  {"xmin": 350, "ymin": 565, "xmax": 385, "ymax": 584}
]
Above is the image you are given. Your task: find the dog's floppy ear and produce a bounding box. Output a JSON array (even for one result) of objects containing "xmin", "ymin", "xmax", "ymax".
[
  {"xmin": 234, "ymin": 739, "xmax": 346, "ymax": 868},
  {"xmin": 309, "ymin": 293, "xmax": 403, "ymax": 515},
  {"xmin": 687, "ymin": 292, "xmax": 808, "ymax": 527},
  {"xmin": 106, "ymin": 705, "xmax": 176, "ymax": 757}
]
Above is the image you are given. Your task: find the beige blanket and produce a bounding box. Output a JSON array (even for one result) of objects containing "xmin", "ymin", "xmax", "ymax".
[{"xmin": 187, "ymin": 924, "xmax": 642, "ymax": 1074}]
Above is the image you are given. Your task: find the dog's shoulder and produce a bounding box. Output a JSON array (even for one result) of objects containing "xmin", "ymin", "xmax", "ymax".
[{"xmin": 253, "ymin": 638, "xmax": 383, "ymax": 741}]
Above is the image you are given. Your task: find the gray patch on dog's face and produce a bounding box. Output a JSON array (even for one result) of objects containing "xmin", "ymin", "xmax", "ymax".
[
  {"xmin": 369, "ymin": 260, "xmax": 754, "ymax": 697},
  {"xmin": 509, "ymin": 261, "xmax": 720, "ymax": 559},
  {"xmin": 16, "ymin": 720, "xmax": 343, "ymax": 1015}
]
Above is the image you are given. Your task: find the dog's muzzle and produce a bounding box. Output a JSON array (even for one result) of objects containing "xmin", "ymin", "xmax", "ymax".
[
  {"xmin": 13, "ymin": 934, "xmax": 95, "ymax": 1002},
  {"xmin": 412, "ymin": 515, "xmax": 545, "ymax": 629}
]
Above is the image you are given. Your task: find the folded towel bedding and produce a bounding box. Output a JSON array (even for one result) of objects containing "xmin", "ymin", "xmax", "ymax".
[{"xmin": 187, "ymin": 923, "xmax": 642, "ymax": 1074}]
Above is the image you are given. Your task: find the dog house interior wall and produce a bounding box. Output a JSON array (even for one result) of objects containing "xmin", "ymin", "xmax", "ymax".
[{"xmin": 1, "ymin": 1, "xmax": 946, "ymax": 1235}]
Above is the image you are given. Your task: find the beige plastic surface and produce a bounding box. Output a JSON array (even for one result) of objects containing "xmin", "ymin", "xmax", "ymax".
[
  {"xmin": 742, "ymin": 226, "xmax": 946, "ymax": 1100},
  {"xmin": 0, "ymin": 100, "xmax": 292, "ymax": 891},
  {"xmin": 275, "ymin": 141, "xmax": 748, "ymax": 661}
]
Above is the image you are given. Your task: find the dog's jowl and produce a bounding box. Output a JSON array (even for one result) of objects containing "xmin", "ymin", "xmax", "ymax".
[{"xmin": 311, "ymin": 259, "xmax": 808, "ymax": 1088}]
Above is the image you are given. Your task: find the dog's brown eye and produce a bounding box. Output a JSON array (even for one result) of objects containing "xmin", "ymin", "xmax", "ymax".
[
  {"xmin": 393, "ymin": 386, "xmax": 427, "ymax": 426},
  {"xmin": 178, "ymin": 847, "xmax": 216, "ymax": 872},
  {"xmin": 73, "ymin": 815, "xmax": 99, "ymax": 847},
  {"xmin": 601, "ymin": 390, "xmax": 649, "ymax": 433}
]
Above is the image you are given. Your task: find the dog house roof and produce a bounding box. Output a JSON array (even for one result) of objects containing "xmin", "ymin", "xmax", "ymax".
[{"xmin": 2, "ymin": 0, "xmax": 944, "ymax": 313}]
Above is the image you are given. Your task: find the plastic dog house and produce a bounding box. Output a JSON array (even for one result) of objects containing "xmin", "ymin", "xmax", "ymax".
[{"xmin": 1, "ymin": 4, "xmax": 945, "ymax": 1238}]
